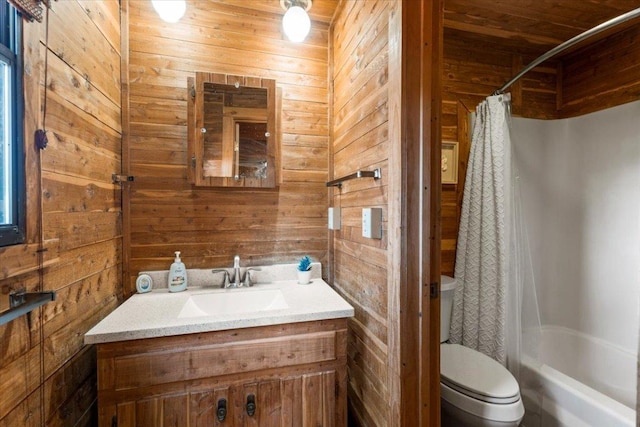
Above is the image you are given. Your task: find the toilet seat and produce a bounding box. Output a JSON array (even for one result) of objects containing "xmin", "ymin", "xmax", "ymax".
[
  {"xmin": 441, "ymin": 343, "xmax": 520, "ymax": 403},
  {"xmin": 441, "ymin": 377, "xmax": 519, "ymax": 404},
  {"xmin": 440, "ymin": 381, "xmax": 524, "ymax": 423},
  {"xmin": 440, "ymin": 343, "xmax": 524, "ymax": 422}
]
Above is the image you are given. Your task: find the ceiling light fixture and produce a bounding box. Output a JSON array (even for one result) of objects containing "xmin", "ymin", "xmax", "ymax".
[
  {"xmin": 151, "ymin": 0, "xmax": 186, "ymax": 23},
  {"xmin": 280, "ymin": 0, "xmax": 312, "ymax": 43}
]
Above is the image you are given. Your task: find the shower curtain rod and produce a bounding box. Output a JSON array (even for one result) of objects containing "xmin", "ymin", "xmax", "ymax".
[{"xmin": 493, "ymin": 7, "xmax": 640, "ymax": 95}]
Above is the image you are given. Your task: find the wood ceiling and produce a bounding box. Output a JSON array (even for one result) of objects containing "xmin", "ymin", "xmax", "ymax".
[
  {"xmin": 226, "ymin": 0, "xmax": 639, "ymax": 57},
  {"xmin": 444, "ymin": 0, "xmax": 640, "ymax": 56},
  {"xmin": 214, "ymin": 0, "xmax": 340, "ymax": 24}
]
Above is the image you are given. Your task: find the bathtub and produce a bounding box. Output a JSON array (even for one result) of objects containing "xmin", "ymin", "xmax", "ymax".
[{"xmin": 520, "ymin": 326, "xmax": 636, "ymax": 427}]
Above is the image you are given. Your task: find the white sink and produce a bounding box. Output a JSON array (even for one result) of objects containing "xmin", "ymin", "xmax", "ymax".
[{"xmin": 178, "ymin": 288, "xmax": 289, "ymax": 318}]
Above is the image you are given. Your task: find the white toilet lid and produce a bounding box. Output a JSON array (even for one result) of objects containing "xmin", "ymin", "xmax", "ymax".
[{"xmin": 441, "ymin": 344, "xmax": 520, "ymax": 404}]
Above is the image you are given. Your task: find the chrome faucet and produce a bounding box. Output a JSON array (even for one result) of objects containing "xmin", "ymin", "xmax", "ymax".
[
  {"xmin": 213, "ymin": 256, "xmax": 261, "ymax": 288},
  {"xmin": 242, "ymin": 267, "xmax": 261, "ymax": 287},
  {"xmin": 211, "ymin": 269, "xmax": 230, "ymax": 288},
  {"xmin": 233, "ymin": 255, "xmax": 241, "ymax": 287}
]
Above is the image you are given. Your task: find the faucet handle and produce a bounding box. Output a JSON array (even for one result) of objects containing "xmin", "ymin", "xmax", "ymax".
[
  {"xmin": 242, "ymin": 267, "xmax": 261, "ymax": 287},
  {"xmin": 211, "ymin": 269, "xmax": 230, "ymax": 288}
]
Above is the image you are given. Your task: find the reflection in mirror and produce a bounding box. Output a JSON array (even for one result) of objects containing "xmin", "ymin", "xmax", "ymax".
[
  {"xmin": 202, "ymin": 83, "xmax": 268, "ymax": 179},
  {"xmin": 237, "ymin": 121, "xmax": 268, "ymax": 179}
]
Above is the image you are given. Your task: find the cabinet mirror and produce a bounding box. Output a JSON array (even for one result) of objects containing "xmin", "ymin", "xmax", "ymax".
[{"xmin": 187, "ymin": 72, "xmax": 279, "ymax": 188}]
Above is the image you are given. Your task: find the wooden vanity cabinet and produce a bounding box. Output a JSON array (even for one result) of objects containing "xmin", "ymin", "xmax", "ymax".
[{"xmin": 96, "ymin": 318, "xmax": 348, "ymax": 427}]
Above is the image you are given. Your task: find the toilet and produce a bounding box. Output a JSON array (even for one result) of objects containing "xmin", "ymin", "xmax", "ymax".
[{"xmin": 440, "ymin": 276, "xmax": 524, "ymax": 427}]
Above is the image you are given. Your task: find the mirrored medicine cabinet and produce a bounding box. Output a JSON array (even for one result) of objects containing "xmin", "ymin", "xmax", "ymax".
[{"xmin": 187, "ymin": 72, "xmax": 280, "ymax": 188}]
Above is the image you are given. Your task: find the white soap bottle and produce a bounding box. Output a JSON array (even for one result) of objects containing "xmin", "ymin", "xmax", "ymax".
[{"xmin": 168, "ymin": 251, "xmax": 187, "ymax": 292}]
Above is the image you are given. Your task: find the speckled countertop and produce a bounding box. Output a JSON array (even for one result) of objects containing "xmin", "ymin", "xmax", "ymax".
[{"xmin": 84, "ymin": 263, "xmax": 354, "ymax": 344}]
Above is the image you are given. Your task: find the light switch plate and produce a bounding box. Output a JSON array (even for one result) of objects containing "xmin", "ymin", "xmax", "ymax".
[
  {"xmin": 328, "ymin": 207, "xmax": 341, "ymax": 230},
  {"xmin": 362, "ymin": 208, "xmax": 382, "ymax": 239}
]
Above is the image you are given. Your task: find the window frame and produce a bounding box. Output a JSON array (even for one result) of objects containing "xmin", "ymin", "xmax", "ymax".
[{"xmin": 0, "ymin": 2, "xmax": 25, "ymax": 247}]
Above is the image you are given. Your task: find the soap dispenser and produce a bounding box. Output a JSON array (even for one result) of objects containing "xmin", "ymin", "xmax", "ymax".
[{"xmin": 168, "ymin": 251, "xmax": 187, "ymax": 292}]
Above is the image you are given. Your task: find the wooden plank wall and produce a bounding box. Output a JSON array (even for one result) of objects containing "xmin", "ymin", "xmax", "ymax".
[
  {"xmin": 560, "ymin": 25, "xmax": 640, "ymax": 118},
  {"xmin": 330, "ymin": 1, "xmax": 392, "ymax": 425},
  {"xmin": 440, "ymin": 28, "xmax": 558, "ymax": 276},
  {"xmin": 126, "ymin": 0, "xmax": 336, "ymax": 291},
  {"xmin": 440, "ymin": 24, "xmax": 640, "ymax": 276},
  {"xmin": 0, "ymin": 1, "xmax": 122, "ymax": 426}
]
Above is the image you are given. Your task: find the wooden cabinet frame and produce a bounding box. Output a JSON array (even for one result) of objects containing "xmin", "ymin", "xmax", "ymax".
[
  {"xmin": 187, "ymin": 72, "xmax": 280, "ymax": 188},
  {"xmin": 96, "ymin": 319, "xmax": 348, "ymax": 427}
]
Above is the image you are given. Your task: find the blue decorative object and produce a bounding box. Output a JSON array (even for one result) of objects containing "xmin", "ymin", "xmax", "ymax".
[{"xmin": 297, "ymin": 255, "xmax": 312, "ymax": 272}]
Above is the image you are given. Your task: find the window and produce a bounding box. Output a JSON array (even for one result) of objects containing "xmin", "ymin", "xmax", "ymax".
[{"xmin": 0, "ymin": 1, "xmax": 23, "ymax": 247}]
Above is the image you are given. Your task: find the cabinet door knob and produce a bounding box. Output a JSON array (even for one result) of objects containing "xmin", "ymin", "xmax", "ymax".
[
  {"xmin": 216, "ymin": 398, "xmax": 227, "ymax": 422},
  {"xmin": 246, "ymin": 394, "xmax": 256, "ymax": 417}
]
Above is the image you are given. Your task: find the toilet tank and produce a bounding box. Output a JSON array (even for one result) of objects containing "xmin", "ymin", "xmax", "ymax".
[{"xmin": 440, "ymin": 275, "xmax": 457, "ymax": 343}]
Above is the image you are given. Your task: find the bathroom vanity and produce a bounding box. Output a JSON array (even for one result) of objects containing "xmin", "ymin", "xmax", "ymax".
[{"xmin": 85, "ymin": 265, "xmax": 353, "ymax": 427}]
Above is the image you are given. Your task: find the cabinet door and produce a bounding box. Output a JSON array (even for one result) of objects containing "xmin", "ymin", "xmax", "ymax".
[
  {"xmin": 276, "ymin": 371, "xmax": 340, "ymax": 427},
  {"xmin": 113, "ymin": 393, "xmax": 190, "ymax": 427},
  {"xmin": 226, "ymin": 372, "xmax": 340, "ymax": 427},
  {"xmin": 190, "ymin": 387, "xmax": 233, "ymax": 427},
  {"xmin": 109, "ymin": 389, "xmax": 230, "ymax": 427},
  {"xmin": 106, "ymin": 371, "xmax": 341, "ymax": 427}
]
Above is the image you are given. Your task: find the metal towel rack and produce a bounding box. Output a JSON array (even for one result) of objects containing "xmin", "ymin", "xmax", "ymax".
[
  {"xmin": 0, "ymin": 290, "xmax": 56, "ymax": 326},
  {"xmin": 326, "ymin": 168, "xmax": 382, "ymax": 188}
]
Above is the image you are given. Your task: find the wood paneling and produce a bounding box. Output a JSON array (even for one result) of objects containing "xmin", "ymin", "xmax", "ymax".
[
  {"xmin": 440, "ymin": 29, "xmax": 559, "ymax": 276},
  {"xmin": 0, "ymin": 1, "xmax": 122, "ymax": 426},
  {"xmin": 126, "ymin": 0, "xmax": 335, "ymax": 290},
  {"xmin": 560, "ymin": 25, "xmax": 640, "ymax": 117},
  {"xmin": 330, "ymin": 1, "xmax": 391, "ymax": 424},
  {"xmin": 332, "ymin": 2, "xmax": 443, "ymax": 425},
  {"xmin": 444, "ymin": 0, "xmax": 639, "ymax": 57}
]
